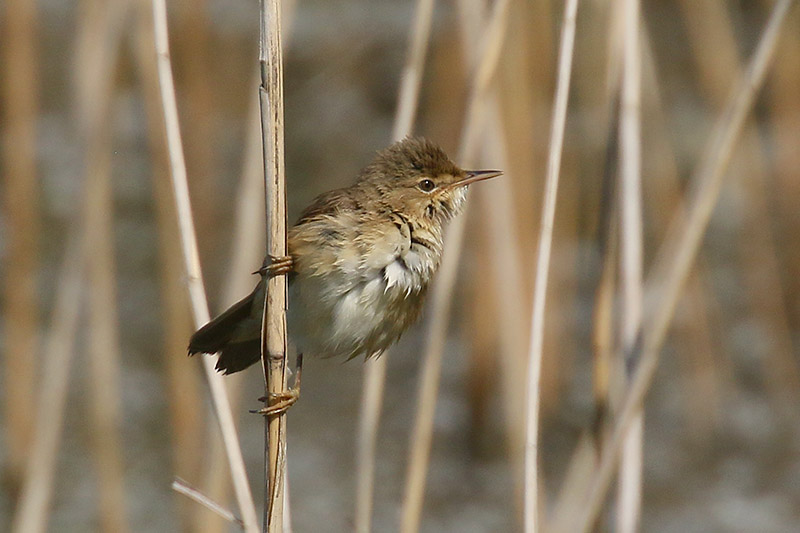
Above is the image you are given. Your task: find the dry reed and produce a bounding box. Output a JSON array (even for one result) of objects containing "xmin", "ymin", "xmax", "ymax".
[
  {"xmin": 257, "ymin": 0, "xmax": 290, "ymax": 530},
  {"xmin": 616, "ymin": 0, "xmax": 643, "ymax": 530},
  {"xmin": 150, "ymin": 0, "xmax": 260, "ymax": 530},
  {"xmin": 1, "ymin": 0, "xmax": 41, "ymax": 491},
  {"xmin": 172, "ymin": 478, "xmax": 244, "ymax": 528},
  {"xmin": 572, "ymin": 1, "xmax": 797, "ymax": 529},
  {"xmin": 523, "ymin": 1, "xmax": 579, "ymax": 531},
  {"xmin": 131, "ymin": 4, "xmax": 206, "ymax": 528}
]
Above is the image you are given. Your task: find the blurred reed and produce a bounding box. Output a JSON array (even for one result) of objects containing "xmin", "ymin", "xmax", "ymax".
[
  {"xmin": 678, "ymin": 0, "xmax": 800, "ymax": 414},
  {"xmin": 571, "ymin": 1, "xmax": 797, "ymax": 529},
  {"xmin": 5, "ymin": 1, "xmax": 800, "ymax": 531},
  {"xmin": 77, "ymin": 0, "xmax": 129, "ymax": 529},
  {"xmin": 12, "ymin": 0, "xmax": 131, "ymax": 530},
  {"xmin": 150, "ymin": 0, "xmax": 260, "ymax": 530},
  {"xmin": 616, "ymin": 0, "xmax": 644, "ymax": 530},
  {"xmin": 523, "ymin": 1, "xmax": 580, "ymax": 531},
  {"xmin": 131, "ymin": 3, "xmax": 206, "ymax": 529},
  {"xmin": 1, "ymin": 0, "xmax": 41, "ymax": 494}
]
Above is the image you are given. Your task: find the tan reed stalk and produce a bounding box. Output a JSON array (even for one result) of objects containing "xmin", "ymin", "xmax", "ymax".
[
  {"xmin": 172, "ymin": 0, "xmax": 220, "ymax": 274},
  {"xmin": 354, "ymin": 2, "xmax": 436, "ymax": 531},
  {"xmin": 616, "ymin": 0, "xmax": 643, "ymax": 531},
  {"xmin": 1, "ymin": 0, "xmax": 40, "ymax": 490},
  {"xmin": 14, "ymin": 1, "xmax": 132, "ymax": 529},
  {"xmin": 172, "ymin": 478, "xmax": 245, "ymax": 528},
  {"xmin": 677, "ymin": 0, "xmax": 800, "ymax": 411},
  {"xmin": 572, "ymin": 1, "xmax": 797, "ymax": 529},
  {"xmin": 11, "ymin": 231, "xmax": 85, "ymax": 533},
  {"xmin": 589, "ymin": 0, "xmax": 623, "ymax": 469},
  {"xmin": 74, "ymin": 1, "xmax": 131, "ymax": 529},
  {"xmin": 522, "ymin": 1, "xmax": 579, "ymax": 531},
  {"xmin": 150, "ymin": 0, "xmax": 260, "ymax": 530},
  {"xmin": 199, "ymin": 5, "xmax": 295, "ymax": 529},
  {"xmin": 257, "ymin": 1, "xmax": 290, "ymax": 530},
  {"xmin": 400, "ymin": 1, "xmax": 511, "ymax": 531},
  {"xmin": 475, "ymin": 106, "xmax": 529, "ymax": 519},
  {"xmin": 355, "ymin": 358, "xmax": 387, "ymax": 533},
  {"xmin": 765, "ymin": 5, "xmax": 800, "ymax": 331},
  {"xmin": 198, "ymin": 89, "xmax": 263, "ymax": 533},
  {"xmin": 391, "ymin": 0, "xmax": 436, "ymax": 144},
  {"xmin": 455, "ymin": 2, "xmax": 544, "ymax": 519},
  {"xmin": 639, "ymin": 24, "xmax": 727, "ymax": 435},
  {"xmin": 84, "ymin": 123, "xmax": 129, "ymax": 533},
  {"xmin": 131, "ymin": 4, "xmax": 205, "ymax": 528}
]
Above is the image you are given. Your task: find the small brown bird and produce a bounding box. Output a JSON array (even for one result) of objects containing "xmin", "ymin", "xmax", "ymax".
[{"xmin": 188, "ymin": 137, "xmax": 500, "ymax": 410}]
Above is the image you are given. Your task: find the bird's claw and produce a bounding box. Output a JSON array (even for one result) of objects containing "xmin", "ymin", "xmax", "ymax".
[
  {"xmin": 253, "ymin": 389, "xmax": 300, "ymax": 416},
  {"xmin": 250, "ymin": 354, "xmax": 303, "ymax": 417},
  {"xmin": 253, "ymin": 255, "xmax": 294, "ymax": 278}
]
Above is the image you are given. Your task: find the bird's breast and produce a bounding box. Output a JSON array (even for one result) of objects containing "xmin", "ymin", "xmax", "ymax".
[{"xmin": 287, "ymin": 239, "xmax": 439, "ymax": 360}]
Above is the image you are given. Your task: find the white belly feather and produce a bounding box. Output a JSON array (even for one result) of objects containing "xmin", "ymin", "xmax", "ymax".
[{"xmin": 288, "ymin": 244, "xmax": 436, "ymax": 360}]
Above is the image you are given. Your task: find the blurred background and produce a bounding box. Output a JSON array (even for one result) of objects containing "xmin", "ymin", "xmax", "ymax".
[{"xmin": 2, "ymin": 0, "xmax": 800, "ymax": 531}]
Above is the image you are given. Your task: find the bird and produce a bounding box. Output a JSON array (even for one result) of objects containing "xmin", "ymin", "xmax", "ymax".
[{"xmin": 188, "ymin": 137, "xmax": 501, "ymax": 413}]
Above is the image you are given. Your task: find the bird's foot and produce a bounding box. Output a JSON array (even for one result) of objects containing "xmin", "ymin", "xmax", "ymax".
[
  {"xmin": 253, "ymin": 255, "xmax": 293, "ymax": 278},
  {"xmin": 252, "ymin": 354, "xmax": 303, "ymax": 417}
]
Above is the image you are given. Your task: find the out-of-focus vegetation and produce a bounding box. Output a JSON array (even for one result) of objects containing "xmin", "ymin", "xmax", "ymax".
[{"xmin": 2, "ymin": 1, "xmax": 799, "ymax": 531}]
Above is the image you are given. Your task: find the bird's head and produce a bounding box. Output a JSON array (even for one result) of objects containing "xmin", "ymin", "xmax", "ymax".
[{"xmin": 358, "ymin": 137, "xmax": 502, "ymax": 225}]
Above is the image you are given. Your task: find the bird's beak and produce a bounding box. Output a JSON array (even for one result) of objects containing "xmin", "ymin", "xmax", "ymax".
[{"xmin": 455, "ymin": 169, "xmax": 503, "ymax": 187}]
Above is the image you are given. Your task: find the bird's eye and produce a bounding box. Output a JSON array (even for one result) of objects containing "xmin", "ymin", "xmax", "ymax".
[{"xmin": 418, "ymin": 179, "xmax": 435, "ymax": 192}]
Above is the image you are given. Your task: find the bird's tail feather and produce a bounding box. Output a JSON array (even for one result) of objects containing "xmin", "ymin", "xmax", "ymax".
[{"xmin": 188, "ymin": 284, "xmax": 263, "ymax": 374}]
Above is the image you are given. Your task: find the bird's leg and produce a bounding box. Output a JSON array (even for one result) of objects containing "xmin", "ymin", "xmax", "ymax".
[
  {"xmin": 254, "ymin": 353, "xmax": 303, "ymax": 416},
  {"xmin": 253, "ymin": 254, "xmax": 294, "ymax": 278}
]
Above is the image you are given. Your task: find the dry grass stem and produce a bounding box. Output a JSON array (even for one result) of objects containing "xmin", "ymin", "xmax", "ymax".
[
  {"xmin": 257, "ymin": 0, "xmax": 290, "ymax": 530},
  {"xmin": 14, "ymin": 2, "xmax": 131, "ymax": 529},
  {"xmin": 574, "ymin": 1, "xmax": 797, "ymax": 529},
  {"xmin": 131, "ymin": 5, "xmax": 206, "ymax": 528},
  {"xmin": 11, "ymin": 232, "xmax": 85, "ymax": 533},
  {"xmin": 616, "ymin": 0, "xmax": 644, "ymax": 531},
  {"xmin": 172, "ymin": 478, "xmax": 245, "ymax": 529},
  {"xmin": 151, "ymin": 0, "xmax": 260, "ymax": 530},
  {"xmin": 400, "ymin": 1, "xmax": 511, "ymax": 531},
  {"xmin": 678, "ymin": 0, "xmax": 800, "ymax": 411},
  {"xmin": 355, "ymin": 357, "xmax": 388, "ymax": 533},
  {"xmin": 78, "ymin": 2, "xmax": 130, "ymax": 530},
  {"xmin": 523, "ymin": 1, "xmax": 579, "ymax": 531},
  {"xmin": 200, "ymin": 5, "xmax": 296, "ymax": 526},
  {"xmin": 2, "ymin": 0, "xmax": 41, "ymax": 489},
  {"xmin": 392, "ymin": 0, "xmax": 436, "ymax": 142},
  {"xmin": 456, "ymin": 0, "xmax": 533, "ymax": 516},
  {"xmin": 477, "ymin": 104, "xmax": 529, "ymax": 516}
]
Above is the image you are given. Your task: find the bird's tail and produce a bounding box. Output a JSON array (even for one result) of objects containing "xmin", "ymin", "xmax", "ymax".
[{"xmin": 188, "ymin": 282, "xmax": 263, "ymax": 374}]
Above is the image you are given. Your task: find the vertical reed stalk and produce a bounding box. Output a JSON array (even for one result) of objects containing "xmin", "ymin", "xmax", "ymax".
[
  {"xmin": 200, "ymin": 5, "xmax": 295, "ymax": 527},
  {"xmin": 75, "ymin": 1, "xmax": 131, "ymax": 529},
  {"xmin": 258, "ymin": 0, "xmax": 289, "ymax": 530},
  {"xmin": 574, "ymin": 1, "xmax": 796, "ymax": 529},
  {"xmin": 11, "ymin": 232, "xmax": 85, "ymax": 533},
  {"xmin": 13, "ymin": 1, "xmax": 131, "ymax": 528},
  {"xmin": 677, "ymin": 0, "xmax": 800, "ymax": 411},
  {"xmin": 616, "ymin": 0, "xmax": 643, "ymax": 530},
  {"xmin": 523, "ymin": 1, "xmax": 579, "ymax": 531},
  {"xmin": 150, "ymin": 0, "xmax": 260, "ymax": 530},
  {"xmin": 131, "ymin": 4, "xmax": 205, "ymax": 527},
  {"xmin": 1, "ymin": 0, "xmax": 40, "ymax": 490}
]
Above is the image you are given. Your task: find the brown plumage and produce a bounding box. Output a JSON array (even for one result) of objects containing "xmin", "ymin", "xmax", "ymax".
[{"xmin": 188, "ymin": 137, "xmax": 501, "ymax": 374}]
